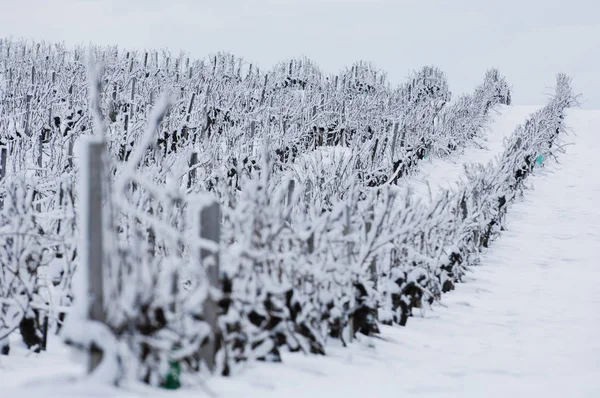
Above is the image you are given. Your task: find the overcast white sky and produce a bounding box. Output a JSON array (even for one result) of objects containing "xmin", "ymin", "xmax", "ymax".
[{"xmin": 1, "ymin": 0, "xmax": 598, "ymax": 107}]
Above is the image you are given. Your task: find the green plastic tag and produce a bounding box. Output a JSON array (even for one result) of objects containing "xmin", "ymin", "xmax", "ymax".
[{"xmin": 162, "ymin": 360, "xmax": 181, "ymax": 390}]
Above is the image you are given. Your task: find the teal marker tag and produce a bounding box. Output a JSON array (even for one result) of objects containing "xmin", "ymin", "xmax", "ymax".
[{"xmin": 535, "ymin": 154, "xmax": 543, "ymax": 165}]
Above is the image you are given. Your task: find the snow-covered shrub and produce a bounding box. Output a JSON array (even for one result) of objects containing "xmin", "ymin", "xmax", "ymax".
[
  {"xmin": 432, "ymin": 68, "xmax": 510, "ymax": 157},
  {"xmin": 219, "ymin": 166, "xmax": 328, "ymax": 367},
  {"xmin": 376, "ymin": 74, "xmax": 573, "ymax": 326},
  {"xmin": 478, "ymin": 68, "xmax": 512, "ymax": 108},
  {"xmin": 0, "ymin": 176, "xmax": 49, "ymax": 354}
]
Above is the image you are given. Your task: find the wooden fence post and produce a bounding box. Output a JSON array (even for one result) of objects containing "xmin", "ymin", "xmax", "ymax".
[
  {"xmin": 259, "ymin": 74, "xmax": 268, "ymax": 106},
  {"xmin": 24, "ymin": 94, "xmax": 32, "ymax": 137},
  {"xmin": 199, "ymin": 201, "xmax": 220, "ymax": 372},
  {"xmin": 86, "ymin": 140, "xmax": 106, "ymax": 373},
  {"xmin": 130, "ymin": 77, "xmax": 136, "ymax": 102},
  {"xmin": 187, "ymin": 152, "xmax": 198, "ymax": 189},
  {"xmin": 391, "ymin": 122, "xmax": 399, "ymax": 158},
  {"xmin": 36, "ymin": 130, "xmax": 43, "ymax": 213},
  {"xmin": 371, "ymin": 138, "xmax": 379, "ymax": 165},
  {"xmin": 343, "ymin": 205, "xmax": 353, "ymax": 343},
  {"xmin": 67, "ymin": 137, "xmax": 75, "ymax": 169},
  {"xmin": 0, "ymin": 147, "xmax": 7, "ymax": 181},
  {"xmin": 249, "ymin": 120, "xmax": 256, "ymax": 156},
  {"xmin": 365, "ymin": 203, "xmax": 377, "ymax": 284},
  {"xmin": 184, "ymin": 93, "xmax": 196, "ymax": 143},
  {"xmin": 364, "ymin": 203, "xmax": 378, "ymax": 326},
  {"xmin": 186, "ymin": 93, "xmax": 196, "ymax": 123},
  {"xmin": 286, "ymin": 180, "xmax": 295, "ymax": 223}
]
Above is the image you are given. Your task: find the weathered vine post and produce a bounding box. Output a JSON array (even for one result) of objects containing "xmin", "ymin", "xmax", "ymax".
[
  {"xmin": 343, "ymin": 205, "xmax": 353, "ymax": 343},
  {"xmin": 0, "ymin": 147, "xmax": 6, "ymax": 208},
  {"xmin": 365, "ymin": 203, "xmax": 377, "ymax": 284},
  {"xmin": 249, "ymin": 120, "xmax": 256, "ymax": 156},
  {"xmin": 0, "ymin": 147, "xmax": 6, "ymax": 181},
  {"xmin": 187, "ymin": 152, "xmax": 198, "ymax": 189},
  {"xmin": 391, "ymin": 122, "xmax": 399, "ymax": 158},
  {"xmin": 24, "ymin": 94, "xmax": 32, "ymax": 137},
  {"xmin": 85, "ymin": 140, "xmax": 106, "ymax": 373},
  {"xmin": 199, "ymin": 200, "xmax": 221, "ymax": 372},
  {"xmin": 286, "ymin": 179, "xmax": 295, "ymax": 223}
]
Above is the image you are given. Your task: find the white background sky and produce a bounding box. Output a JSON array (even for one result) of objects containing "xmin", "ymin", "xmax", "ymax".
[{"xmin": 1, "ymin": 0, "xmax": 598, "ymax": 107}]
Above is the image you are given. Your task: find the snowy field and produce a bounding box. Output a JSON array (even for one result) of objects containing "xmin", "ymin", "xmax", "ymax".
[{"xmin": 2, "ymin": 106, "xmax": 598, "ymax": 397}]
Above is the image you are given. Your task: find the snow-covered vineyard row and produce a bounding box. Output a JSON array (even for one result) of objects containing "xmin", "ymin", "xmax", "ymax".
[{"xmin": 0, "ymin": 38, "xmax": 574, "ymax": 389}]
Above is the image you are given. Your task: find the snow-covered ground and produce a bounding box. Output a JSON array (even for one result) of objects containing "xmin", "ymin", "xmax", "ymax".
[{"xmin": 2, "ymin": 106, "xmax": 599, "ymax": 397}]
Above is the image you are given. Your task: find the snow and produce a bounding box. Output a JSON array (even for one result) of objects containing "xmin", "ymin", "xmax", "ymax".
[{"xmin": 2, "ymin": 106, "xmax": 599, "ymax": 396}]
